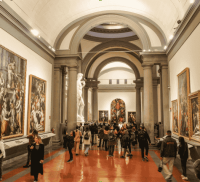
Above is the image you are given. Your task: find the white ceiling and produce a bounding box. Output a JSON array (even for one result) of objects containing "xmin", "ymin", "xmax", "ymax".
[{"xmin": 4, "ymin": 0, "xmax": 191, "ymax": 47}]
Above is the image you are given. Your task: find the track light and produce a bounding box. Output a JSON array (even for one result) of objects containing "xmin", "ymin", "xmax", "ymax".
[{"xmin": 31, "ymin": 29, "xmax": 39, "ymax": 36}]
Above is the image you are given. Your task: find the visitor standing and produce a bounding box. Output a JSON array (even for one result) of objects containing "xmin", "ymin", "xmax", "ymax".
[
  {"xmin": 138, "ymin": 125, "xmax": 151, "ymax": 161},
  {"xmin": 63, "ymin": 131, "xmax": 74, "ymax": 162},
  {"xmin": 83, "ymin": 127, "xmax": 91, "ymax": 156},
  {"xmin": 98, "ymin": 126, "xmax": 104, "ymax": 147},
  {"xmin": 30, "ymin": 136, "xmax": 44, "ymax": 182},
  {"xmin": 178, "ymin": 137, "xmax": 188, "ymax": 181},
  {"xmin": 108, "ymin": 125, "xmax": 117, "ymax": 157},
  {"xmin": 103, "ymin": 126, "xmax": 109, "ymax": 151},
  {"xmin": 160, "ymin": 130, "xmax": 177, "ymax": 180},
  {"xmin": 74, "ymin": 126, "xmax": 82, "ymax": 155}
]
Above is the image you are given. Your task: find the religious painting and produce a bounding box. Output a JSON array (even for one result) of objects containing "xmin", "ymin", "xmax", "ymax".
[
  {"xmin": 128, "ymin": 112, "xmax": 136, "ymax": 124},
  {"xmin": 99, "ymin": 110, "xmax": 108, "ymax": 123},
  {"xmin": 178, "ymin": 68, "xmax": 190, "ymax": 138},
  {"xmin": 172, "ymin": 100, "xmax": 178, "ymax": 134},
  {"xmin": 189, "ymin": 91, "xmax": 200, "ymax": 141},
  {"xmin": 0, "ymin": 45, "xmax": 27, "ymax": 139},
  {"xmin": 111, "ymin": 98, "xmax": 125, "ymax": 124},
  {"xmin": 27, "ymin": 75, "xmax": 46, "ymax": 135}
]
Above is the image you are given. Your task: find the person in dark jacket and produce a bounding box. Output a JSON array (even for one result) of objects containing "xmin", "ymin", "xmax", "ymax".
[
  {"xmin": 178, "ymin": 137, "xmax": 188, "ymax": 180},
  {"xmin": 63, "ymin": 131, "xmax": 74, "ymax": 162},
  {"xmin": 30, "ymin": 136, "xmax": 44, "ymax": 182},
  {"xmin": 103, "ymin": 126, "xmax": 109, "ymax": 151},
  {"xmin": 161, "ymin": 130, "xmax": 177, "ymax": 180},
  {"xmin": 98, "ymin": 126, "xmax": 104, "ymax": 147},
  {"xmin": 23, "ymin": 130, "xmax": 38, "ymax": 168},
  {"xmin": 138, "ymin": 125, "xmax": 151, "ymax": 161},
  {"xmin": 120, "ymin": 130, "xmax": 130, "ymax": 158},
  {"xmin": 108, "ymin": 125, "xmax": 117, "ymax": 157}
]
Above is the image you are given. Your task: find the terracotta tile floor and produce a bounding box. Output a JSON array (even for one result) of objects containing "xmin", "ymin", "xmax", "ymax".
[{"xmin": 2, "ymin": 144, "xmax": 199, "ymax": 182}]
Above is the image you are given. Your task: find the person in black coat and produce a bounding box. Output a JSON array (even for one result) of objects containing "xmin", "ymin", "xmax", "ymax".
[
  {"xmin": 30, "ymin": 136, "xmax": 44, "ymax": 182},
  {"xmin": 178, "ymin": 137, "xmax": 188, "ymax": 180},
  {"xmin": 120, "ymin": 130, "xmax": 130, "ymax": 158},
  {"xmin": 138, "ymin": 125, "xmax": 151, "ymax": 161},
  {"xmin": 63, "ymin": 131, "xmax": 74, "ymax": 162}
]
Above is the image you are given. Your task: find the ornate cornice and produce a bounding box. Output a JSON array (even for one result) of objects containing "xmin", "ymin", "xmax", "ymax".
[{"xmin": 90, "ymin": 27, "xmax": 132, "ymax": 33}]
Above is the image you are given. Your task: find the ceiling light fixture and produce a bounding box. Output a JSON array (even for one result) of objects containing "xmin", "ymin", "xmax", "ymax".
[
  {"xmin": 164, "ymin": 46, "xmax": 167, "ymax": 50},
  {"xmin": 148, "ymin": 49, "xmax": 151, "ymax": 52},
  {"xmin": 52, "ymin": 48, "xmax": 55, "ymax": 52},
  {"xmin": 31, "ymin": 29, "xmax": 39, "ymax": 36},
  {"xmin": 143, "ymin": 50, "xmax": 146, "ymax": 52},
  {"xmin": 49, "ymin": 46, "xmax": 51, "ymax": 49},
  {"xmin": 169, "ymin": 35, "xmax": 174, "ymax": 40},
  {"xmin": 190, "ymin": 0, "xmax": 195, "ymax": 3},
  {"xmin": 0, "ymin": 0, "xmax": 3, "ymax": 2}
]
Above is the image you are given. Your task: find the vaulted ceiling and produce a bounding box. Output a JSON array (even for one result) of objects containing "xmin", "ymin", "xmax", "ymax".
[{"xmin": 4, "ymin": 0, "xmax": 192, "ymax": 48}]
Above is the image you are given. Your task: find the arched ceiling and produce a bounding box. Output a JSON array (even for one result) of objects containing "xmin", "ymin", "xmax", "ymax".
[{"xmin": 4, "ymin": 0, "xmax": 192, "ymax": 47}]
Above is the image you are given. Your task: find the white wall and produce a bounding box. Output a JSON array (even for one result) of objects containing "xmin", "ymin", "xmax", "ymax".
[
  {"xmin": 98, "ymin": 91, "xmax": 136, "ymax": 122},
  {"xmin": 0, "ymin": 28, "xmax": 52, "ymax": 135},
  {"xmin": 169, "ymin": 23, "xmax": 200, "ymax": 130}
]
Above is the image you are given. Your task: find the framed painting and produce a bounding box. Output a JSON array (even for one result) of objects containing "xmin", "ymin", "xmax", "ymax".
[
  {"xmin": 0, "ymin": 45, "xmax": 27, "ymax": 139},
  {"xmin": 99, "ymin": 110, "xmax": 108, "ymax": 123},
  {"xmin": 189, "ymin": 91, "xmax": 200, "ymax": 141},
  {"xmin": 128, "ymin": 112, "xmax": 136, "ymax": 124},
  {"xmin": 111, "ymin": 98, "xmax": 125, "ymax": 124},
  {"xmin": 177, "ymin": 68, "xmax": 190, "ymax": 138},
  {"xmin": 27, "ymin": 75, "xmax": 46, "ymax": 135},
  {"xmin": 172, "ymin": 100, "xmax": 178, "ymax": 134}
]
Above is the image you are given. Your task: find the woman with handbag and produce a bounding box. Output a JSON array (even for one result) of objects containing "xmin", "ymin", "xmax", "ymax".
[
  {"xmin": 0, "ymin": 135, "xmax": 5, "ymax": 181},
  {"xmin": 30, "ymin": 136, "xmax": 44, "ymax": 182},
  {"xmin": 178, "ymin": 137, "xmax": 188, "ymax": 181}
]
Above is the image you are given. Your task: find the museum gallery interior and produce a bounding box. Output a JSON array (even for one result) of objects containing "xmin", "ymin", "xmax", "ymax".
[{"xmin": 0, "ymin": 0, "xmax": 200, "ymax": 181}]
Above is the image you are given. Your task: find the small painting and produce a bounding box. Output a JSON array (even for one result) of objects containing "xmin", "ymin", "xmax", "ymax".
[
  {"xmin": 99, "ymin": 110, "xmax": 108, "ymax": 123},
  {"xmin": 27, "ymin": 75, "xmax": 46, "ymax": 135},
  {"xmin": 128, "ymin": 112, "xmax": 136, "ymax": 124},
  {"xmin": 172, "ymin": 100, "xmax": 178, "ymax": 134},
  {"xmin": 178, "ymin": 68, "xmax": 190, "ymax": 138}
]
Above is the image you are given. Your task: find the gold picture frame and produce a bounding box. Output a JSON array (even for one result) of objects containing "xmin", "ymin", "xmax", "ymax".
[
  {"xmin": 27, "ymin": 75, "xmax": 46, "ymax": 135},
  {"xmin": 172, "ymin": 100, "xmax": 179, "ymax": 135},
  {"xmin": 0, "ymin": 45, "xmax": 27, "ymax": 139}
]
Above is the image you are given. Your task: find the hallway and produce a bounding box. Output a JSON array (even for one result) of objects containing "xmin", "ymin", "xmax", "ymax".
[{"xmin": 1, "ymin": 144, "xmax": 198, "ymax": 182}]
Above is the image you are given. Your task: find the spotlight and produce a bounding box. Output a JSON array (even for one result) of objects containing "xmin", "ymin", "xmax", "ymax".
[
  {"xmin": 169, "ymin": 35, "xmax": 173, "ymax": 40},
  {"xmin": 52, "ymin": 48, "xmax": 55, "ymax": 52},
  {"xmin": 0, "ymin": 0, "xmax": 2, "ymax": 2},
  {"xmin": 190, "ymin": 0, "xmax": 195, "ymax": 3},
  {"xmin": 164, "ymin": 46, "xmax": 167, "ymax": 50},
  {"xmin": 148, "ymin": 49, "xmax": 151, "ymax": 52},
  {"xmin": 38, "ymin": 35, "xmax": 40, "ymax": 38},
  {"xmin": 143, "ymin": 50, "xmax": 146, "ymax": 52},
  {"xmin": 49, "ymin": 46, "xmax": 51, "ymax": 49},
  {"xmin": 31, "ymin": 29, "xmax": 39, "ymax": 36}
]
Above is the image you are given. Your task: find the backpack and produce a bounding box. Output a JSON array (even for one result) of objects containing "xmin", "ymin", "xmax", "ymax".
[
  {"xmin": 108, "ymin": 131, "xmax": 115, "ymax": 141},
  {"xmin": 130, "ymin": 131, "xmax": 135, "ymax": 142},
  {"xmin": 139, "ymin": 130, "xmax": 146, "ymax": 141},
  {"xmin": 84, "ymin": 132, "xmax": 89, "ymax": 140}
]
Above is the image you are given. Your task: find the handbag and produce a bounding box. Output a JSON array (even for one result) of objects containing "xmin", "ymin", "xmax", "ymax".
[{"xmin": 158, "ymin": 159, "xmax": 163, "ymax": 172}]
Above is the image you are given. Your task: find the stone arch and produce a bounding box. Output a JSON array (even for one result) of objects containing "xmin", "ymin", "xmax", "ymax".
[
  {"xmin": 82, "ymin": 40, "xmax": 142, "ymax": 77},
  {"xmin": 92, "ymin": 57, "xmax": 140, "ymax": 80},
  {"xmin": 70, "ymin": 14, "xmax": 152, "ymax": 54}
]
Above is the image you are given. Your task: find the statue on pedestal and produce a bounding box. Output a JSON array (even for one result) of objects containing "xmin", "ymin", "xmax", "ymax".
[{"xmin": 77, "ymin": 73, "xmax": 85, "ymax": 122}]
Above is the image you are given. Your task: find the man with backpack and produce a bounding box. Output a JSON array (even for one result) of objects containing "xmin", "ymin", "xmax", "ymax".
[{"xmin": 138, "ymin": 125, "xmax": 151, "ymax": 161}]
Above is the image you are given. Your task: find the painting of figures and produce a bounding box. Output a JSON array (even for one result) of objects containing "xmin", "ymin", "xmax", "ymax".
[
  {"xmin": 172, "ymin": 100, "xmax": 178, "ymax": 134},
  {"xmin": 178, "ymin": 68, "xmax": 190, "ymax": 138},
  {"xmin": 111, "ymin": 98, "xmax": 125, "ymax": 124},
  {"xmin": 189, "ymin": 92, "xmax": 200, "ymax": 141},
  {"xmin": 99, "ymin": 110, "xmax": 108, "ymax": 123},
  {"xmin": 0, "ymin": 45, "xmax": 26, "ymax": 138},
  {"xmin": 128, "ymin": 112, "xmax": 136, "ymax": 124},
  {"xmin": 27, "ymin": 75, "xmax": 46, "ymax": 135}
]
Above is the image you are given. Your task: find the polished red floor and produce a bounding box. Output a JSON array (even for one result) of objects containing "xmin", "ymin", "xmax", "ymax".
[{"xmin": 3, "ymin": 146, "xmax": 197, "ymax": 182}]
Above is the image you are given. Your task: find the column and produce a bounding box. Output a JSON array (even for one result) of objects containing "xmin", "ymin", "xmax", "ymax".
[
  {"xmin": 136, "ymin": 86, "xmax": 141, "ymax": 125},
  {"xmin": 161, "ymin": 65, "xmax": 170, "ymax": 135},
  {"xmin": 52, "ymin": 66, "xmax": 62, "ymax": 142},
  {"xmin": 143, "ymin": 63, "xmax": 154, "ymax": 143},
  {"xmin": 84, "ymin": 87, "xmax": 89, "ymax": 122},
  {"xmin": 153, "ymin": 80, "xmax": 158, "ymax": 124},
  {"xmin": 61, "ymin": 67, "xmax": 67, "ymax": 123},
  {"xmin": 67, "ymin": 66, "xmax": 78, "ymax": 133},
  {"xmin": 92, "ymin": 87, "xmax": 98, "ymax": 122}
]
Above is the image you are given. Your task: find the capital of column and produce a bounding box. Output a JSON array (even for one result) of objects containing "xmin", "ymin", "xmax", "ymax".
[
  {"xmin": 55, "ymin": 55, "xmax": 80, "ymax": 68},
  {"xmin": 54, "ymin": 66, "xmax": 62, "ymax": 71},
  {"xmin": 85, "ymin": 79, "xmax": 100, "ymax": 88},
  {"xmin": 142, "ymin": 63, "xmax": 154, "ymax": 69},
  {"xmin": 68, "ymin": 67, "xmax": 77, "ymax": 71},
  {"xmin": 161, "ymin": 64, "xmax": 168, "ymax": 70}
]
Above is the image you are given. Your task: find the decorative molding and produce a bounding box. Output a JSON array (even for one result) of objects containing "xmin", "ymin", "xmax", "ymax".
[
  {"xmin": 167, "ymin": 0, "xmax": 200, "ymax": 61},
  {"xmin": 90, "ymin": 27, "xmax": 132, "ymax": 33},
  {"xmin": 0, "ymin": 3, "xmax": 55, "ymax": 61},
  {"xmin": 98, "ymin": 84, "xmax": 135, "ymax": 92},
  {"xmin": 83, "ymin": 34, "xmax": 139, "ymax": 43}
]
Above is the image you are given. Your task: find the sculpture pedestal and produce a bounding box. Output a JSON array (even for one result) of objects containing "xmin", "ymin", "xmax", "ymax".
[{"xmin": 77, "ymin": 115, "xmax": 85, "ymax": 126}]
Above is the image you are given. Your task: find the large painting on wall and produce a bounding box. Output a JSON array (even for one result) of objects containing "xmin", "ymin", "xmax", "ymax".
[
  {"xmin": 111, "ymin": 98, "xmax": 125, "ymax": 124},
  {"xmin": 189, "ymin": 91, "xmax": 200, "ymax": 141},
  {"xmin": 99, "ymin": 110, "xmax": 108, "ymax": 123},
  {"xmin": 0, "ymin": 45, "xmax": 27, "ymax": 138},
  {"xmin": 27, "ymin": 75, "xmax": 46, "ymax": 135},
  {"xmin": 172, "ymin": 100, "xmax": 178, "ymax": 134},
  {"xmin": 128, "ymin": 112, "xmax": 136, "ymax": 124},
  {"xmin": 178, "ymin": 68, "xmax": 190, "ymax": 138}
]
